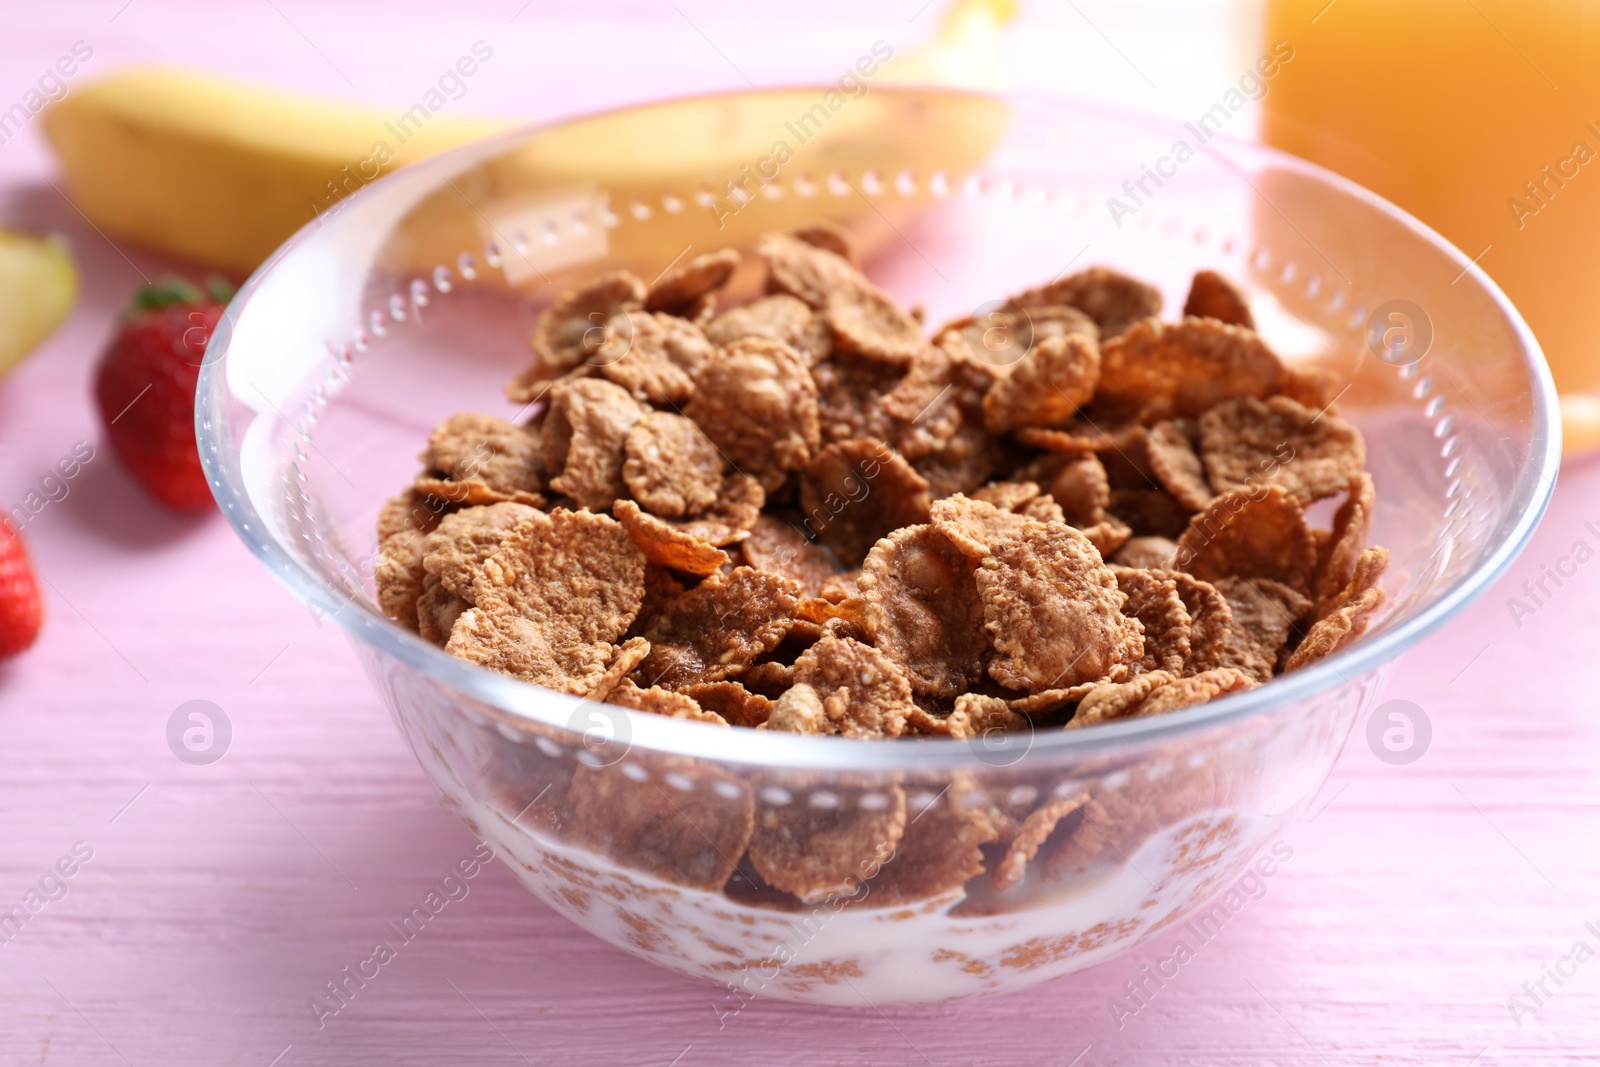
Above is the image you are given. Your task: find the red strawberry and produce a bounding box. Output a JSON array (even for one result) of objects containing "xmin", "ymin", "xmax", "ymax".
[
  {"xmin": 0, "ymin": 518, "xmax": 42, "ymax": 659},
  {"xmin": 94, "ymin": 278, "xmax": 232, "ymax": 510}
]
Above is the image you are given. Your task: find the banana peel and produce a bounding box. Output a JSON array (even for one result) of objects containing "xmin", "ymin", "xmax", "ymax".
[
  {"xmin": 0, "ymin": 230, "xmax": 77, "ymax": 379},
  {"xmin": 41, "ymin": 0, "xmax": 1015, "ymax": 278}
]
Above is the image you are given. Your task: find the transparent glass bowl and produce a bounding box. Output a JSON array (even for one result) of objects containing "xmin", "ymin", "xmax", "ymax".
[{"xmin": 197, "ymin": 88, "xmax": 1559, "ymax": 1005}]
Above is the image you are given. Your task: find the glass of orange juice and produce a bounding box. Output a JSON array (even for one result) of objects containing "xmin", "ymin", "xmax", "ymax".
[{"xmin": 1261, "ymin": 0, "xmax": 1600, "ymax": 452}]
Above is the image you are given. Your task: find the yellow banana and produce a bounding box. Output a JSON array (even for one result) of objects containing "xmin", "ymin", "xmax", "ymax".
[
  {"xmin": 42, "ymin": 69, "xmax": 502, "ymax": 274},
  {"xmin": 41, "ymin": 0, "xmax": 1015, "ymax": 277},
  {"xmin": 382, "ymin": 85, "xmax": 1008, "ymax": 286}
]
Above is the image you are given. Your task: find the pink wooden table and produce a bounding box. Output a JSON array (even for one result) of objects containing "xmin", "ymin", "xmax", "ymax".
[{"xmin": 2, "ymin": 3, "xmax": 1596, "ymax": 1063}]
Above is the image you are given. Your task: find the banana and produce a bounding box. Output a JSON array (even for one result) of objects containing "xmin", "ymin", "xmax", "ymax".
[
  {"xmin": 0, "ymin": 230, "xmax": 76, "ymax": 378},
  {"xmin": 383, "ymin": 85, "xmax": 1009, "ymax": 285},
  {"xmin": 41, "ymin": 0, "xmax": 1015, "ymax": 277},
  {"xmin": 42, "ymin": 69, "xmax": 503, "ymax": 274}
]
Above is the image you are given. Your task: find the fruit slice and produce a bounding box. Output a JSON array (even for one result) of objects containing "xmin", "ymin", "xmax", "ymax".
[{"xmin": 0, "ymin": 230, "xmax": 76, "ymax": 378}]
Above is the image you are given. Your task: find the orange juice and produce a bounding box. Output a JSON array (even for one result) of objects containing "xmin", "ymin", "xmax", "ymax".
[{"xmin": 1262, "ymin": 0, "xmax": 1600, "ymax": 449}]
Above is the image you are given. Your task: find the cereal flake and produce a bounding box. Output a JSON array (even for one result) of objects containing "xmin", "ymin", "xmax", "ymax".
[
  {"xmin": 416, "ymin": 576, "xmax": 468, "ymax": 646},
  {"xmin": 416, "ymin": 413, "xmax": 544, "ymax": 506},
  {"xmin": 976, "ymin": 519, "xmax": 1143, "ymax": 692},
  {"xmin": 1017, "ymin": 452, "xmax": 1111, "ymax": 528},
  {"xmin": 592, "ymin": 310, "xmax": 715, "ymax": 405},
  {"xmin": 622, "ymin": 410, "xmax": 725, "ymax": 519},
  {"xmin": 1284, "ymin": 546, "xmax": 1388, "ymax": 672},
  {"xmin": 870, "ymin": 788, "xmax": 1000, "ymax": 905},
  {"xmin": 1182, "ymin": 269, "xmax": 1255, "ymax": 329},
  {"xmin": 758, "ymin": 233, "xmax": 869, "ymax": 309},
  {"xmin": 1199, "ymin": 395, "xmax": 1366, "ymax": 505},
  {"xmin": 1145, "ymin": 420, "xmax": 1213, "ymax": 511},
  {"xmin": 1176, "ymin": 485, "xmax": 1317, "ymax": 595},
  {"xmin": 607, "ymin": 678, "xmax": 728, "ymax": 724},
  {"xmin": 739, "ymin": 514, "xmax": 843, "ymax": 599},
  {"xmin": 1133, "ymin": 667, "xmax": 1255, "ymax": 717},
  {"xmin": 1007, "ymin": 266, "xmax": 1162, "ymax": 339},
  {"xmin": 929, "ymin": 494, "xmax": 1031, "ymax": 559},
  {"xmin": 787, "ymin": 636, "xmax": 917, "ymax": 738},
  {"xmin": 518, "ymin": 271, "xmax": 647, "ymax": 394},
  {"xmin": 1112, "ymin": 536, "xmax": 1179, "ymax": 570},
  {"xmin": 1313, "ymin": 472, "xmax": 1376, "ymax": 618},
  {"xmin": 684, "ymin": 337, "xmax": 821, "ymax": 492},
  {"xmin": 704, "ymin": 294, "xmax": 830, "ymax": 364},
  {"xmin": 588, "ymin": 636, "xmax": 653, "ymax": 700},
  {"xmin": 445, "ymin": 509, "xmax": 646, "ymax": 693},
  {"xmin": 645, "ymin": 249, "xmax": 740, "ymax": 316},
  {"xmin": 1115, "ymin": 568, "xmax": 1191, "ymax": 673},
  {"xmin": 680, "ymin": 681, "xmax": 774, "ymax": 728},
  {"xmin": 1213, "ymin": 576, "xmax": 1312, "ymax": 682},
  {"xmin": 824, "ymin": 285, "xmax": 924, "ymax": 369},
  {"xmin": 542, "ymin": 378, "xmax": 645, "ymax": 511},
  {"xmin": 983, "ymin": 334, "xmax": 1101, "ymax": 434},
  {"xmin": 993, "ymin": 790, "xmax": 1089, "ymax": 891},
  {"xmin": 634, "ymin": 567, "xmax": 800, "ymax": 689},
  {"xmin": 799, "ymin": 438, "xmax": 931, "ymax": 566},
  {"xmin": 568, "ymin": 758, "xmax": 750, "ymax": 890},
  {"xmin": 859, "ymin": 524, "xmax": 989, "ymax": 699},
  {"xmin": 421, "ymin": 501, "xmax": 543, "ymax": 598},
  {"xmin": 1096, "ymin": 317, "xmax": 1284, "ymax": 417},
  {"xmin": 1167, "ymin": 570, "xmax": 1233, "ymax": 674},
  {"xmin": 748, "ymin": 784, "xmax": 907, "ymax": 903}
]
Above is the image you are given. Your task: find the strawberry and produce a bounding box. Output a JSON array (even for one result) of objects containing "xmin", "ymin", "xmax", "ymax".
[
  {"xmin": 94, "ymin": 278, "xmax": 232, "ymax": 510},
  {"xmin": 0, "ymin": 517, "xmax": 42, "ymax": 659}
]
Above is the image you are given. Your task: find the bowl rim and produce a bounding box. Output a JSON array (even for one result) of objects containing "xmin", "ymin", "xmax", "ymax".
[{"xmin": 197, "ymin": 84, "xmax": 1561, "ymax": 772}]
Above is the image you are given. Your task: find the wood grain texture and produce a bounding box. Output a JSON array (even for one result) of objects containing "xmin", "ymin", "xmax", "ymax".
[{"xmin": 1, "ymin": 2, "xmax": 1596, "ymax": 1063}]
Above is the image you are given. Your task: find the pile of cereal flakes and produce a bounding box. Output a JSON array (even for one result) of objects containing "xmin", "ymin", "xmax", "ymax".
[{"xmin": 377, "ymin": 226, "xmax": 1387, "ymax": 740}]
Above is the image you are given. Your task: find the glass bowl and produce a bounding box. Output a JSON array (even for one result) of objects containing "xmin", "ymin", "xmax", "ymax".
[{"xmin": 197, "ymin": 88, "xmax": 1559, "ymax": 1005}]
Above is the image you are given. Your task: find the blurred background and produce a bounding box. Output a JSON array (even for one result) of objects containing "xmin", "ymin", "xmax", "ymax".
[{"xmin": 13, "ymin": 0, "xmax": 1600, "ymax": 423}]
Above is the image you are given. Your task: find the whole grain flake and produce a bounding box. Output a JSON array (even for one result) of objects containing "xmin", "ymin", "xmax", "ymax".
[{"xmin": 377, "ymin": 235, "xmax": 1391, "ymax": 906}]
